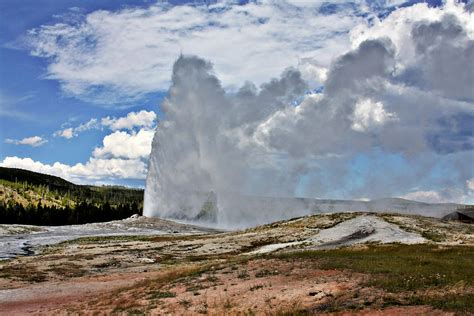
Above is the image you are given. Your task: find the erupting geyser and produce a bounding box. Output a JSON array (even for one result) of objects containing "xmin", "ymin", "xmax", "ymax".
[
  {"xmin": 144, "ymin": 3, "xmax": 474, "ymax": 228},
  {"xmin": 143, "ymin": 55, "xmax": 309, "ymax": 227}
]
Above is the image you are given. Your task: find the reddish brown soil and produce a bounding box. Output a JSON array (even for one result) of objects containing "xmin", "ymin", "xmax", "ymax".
[
  {"xmin": 0, "ymin": 271, "xmax": 160, "ymax": 315},
  {"xmin": 0, "ymin": 259, "xmax": 447, "ymax": 315},
  {"xmin": 2, "ymin": 211, "xmax": 469, "ymax": 315}
]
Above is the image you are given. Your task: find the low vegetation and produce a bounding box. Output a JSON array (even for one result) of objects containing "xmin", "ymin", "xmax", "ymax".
[
  {"xmin": 275, "ymin": 244, "xmax": 474, "ymax": 312},
  {"xmin": 76, "ymin": 243, "xmax": 473, "ymax": 314},
  {"xmin": 0, "ymin": 262, "xmax": 48, "ymax": 283}
]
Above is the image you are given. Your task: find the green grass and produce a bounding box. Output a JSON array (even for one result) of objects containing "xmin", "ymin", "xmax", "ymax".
[
  {"xmin": 273, "ymin": 244, "xmax": 474, "ymax": 313},
  {"xmin": 421, "ymin": 230, "xmax": 446, "ymax": 242},
  {"xmin": 408, "ymin": 293, "xmax": 474, "ymax": 312},
  {"xmin": 276, "ymin": 244, "xmax": 473, "ymax": 292}
]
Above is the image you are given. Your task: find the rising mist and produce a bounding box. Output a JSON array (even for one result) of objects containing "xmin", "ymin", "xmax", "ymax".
[{"xmin": 144, "ymin": 2, "xmax": 474, "ymax": 228}]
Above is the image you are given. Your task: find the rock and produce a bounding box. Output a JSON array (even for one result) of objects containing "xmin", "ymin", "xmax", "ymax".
[{"xmin": 309, "ymin": 291, "xmax": 329, "ymax": 300}]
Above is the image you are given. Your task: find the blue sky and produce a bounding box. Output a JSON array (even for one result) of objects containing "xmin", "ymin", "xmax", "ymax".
[
  {"xmin": 0, "ymin": 0, "xmax": 163, "ymax": 165},
  {"xmin": 0, "ymin": 0, "xmax": 472, "ymax": 203}
]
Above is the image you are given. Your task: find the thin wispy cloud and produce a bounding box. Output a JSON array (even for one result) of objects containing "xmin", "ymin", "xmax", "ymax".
[
  {"xmin": 25, "ymin": 1, "xmax": 373, "ymax": 105},
  {"xmin": 53, "ymin": 110, "xmax": 156, "ymax": 138},
  {"xmin": 5, "ymin": 136, "xmax": 48, "ymax": 147},
  {"xmin": 53, "ymin": 118, "xmax": 100, "ymax": 139},
  {"xmin": 0, "ymin": 91, "xmax": 36, "ymax": 121}
]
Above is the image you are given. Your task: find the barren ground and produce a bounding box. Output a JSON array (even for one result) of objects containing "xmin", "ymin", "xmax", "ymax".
[{"xmin": 0, "ymin": 212, "xmax": 473, "ymax": 315}]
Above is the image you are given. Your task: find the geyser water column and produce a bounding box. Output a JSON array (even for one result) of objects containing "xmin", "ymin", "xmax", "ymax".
[
  {"xmin": 143, "ymin": 55, "xmax": 308, "ymax": 226},
  {"xmin": 144, "ymin": 56, "xmax": 230, "ymax": 221}
]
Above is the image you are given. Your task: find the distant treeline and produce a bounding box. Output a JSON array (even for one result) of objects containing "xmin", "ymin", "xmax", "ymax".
[
  {"xmin": 0, "ymin": 167, "xmax": 144, "ymax": 205},
  {"xmin": 0, "ymin": 201, "xmax": 140, "ymax": 226},
  {"xmin": 0, "ymin": 167, "xmax": 144, "ymax": 225}
]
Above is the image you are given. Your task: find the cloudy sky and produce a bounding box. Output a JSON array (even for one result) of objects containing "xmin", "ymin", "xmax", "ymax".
[{"xmin": 0, "ymin": 0, "xmax": 473, "ymax": 204}]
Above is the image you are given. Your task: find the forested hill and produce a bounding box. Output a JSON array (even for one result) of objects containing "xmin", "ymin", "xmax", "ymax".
[
  {"xmin": 0, "ymin": 167, "xmax": 144, "ymax": 225},
  {"xmin": 0, "ymin": 167, "xmax": 76, "ymax": 191}
]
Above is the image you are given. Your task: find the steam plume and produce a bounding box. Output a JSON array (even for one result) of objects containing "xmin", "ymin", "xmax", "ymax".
[{"xmin": 144, "ymin": 3, "xmax": 473, "ymax": 228}]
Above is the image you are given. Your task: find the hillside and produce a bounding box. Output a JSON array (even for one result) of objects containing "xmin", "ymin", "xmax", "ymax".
[
  {"xmin": 0, "ymin": 167, "xmax": 76, "ymax": 192},
  {"xmin": 0, "ymin": 167, "xmax": 143, "ymax": 225},
  {"xmin": 0, "ymin": 167, "xmax": 143, "ymax": 206}
]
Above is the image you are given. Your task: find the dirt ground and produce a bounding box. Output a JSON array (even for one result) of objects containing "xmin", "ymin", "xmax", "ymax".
[
  {"xmin": 0, "ymin": 213, "xmax": 472, "ymax": 315},
  {"xmin": 0, "ymin": 259, "xmax": 453, "ymax": 315}
]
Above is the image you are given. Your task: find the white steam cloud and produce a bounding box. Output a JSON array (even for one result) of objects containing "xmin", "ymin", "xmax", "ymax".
[{"xmin": 144, "ymin": 1, "xmax": 474, "ymax": 227}]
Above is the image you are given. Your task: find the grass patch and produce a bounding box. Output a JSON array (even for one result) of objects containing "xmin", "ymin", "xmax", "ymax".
[
  {"xmin": 276, "ymin": 244, "xmax": 473, "ymax": 292},
  {"xmin": 237, "ymin": 270, "xmax": 250, "ymax": 279},
  {"xmin": 249, "ymin": 284, "xmax": 264, "ymax": 291},
  {"xmin": 92, "ymin": 258, "xmax": 121, "ymax": 269},
  {"xmin": 255, "ymin": 268, "xmax": 279, "ymax": 278},
  {"xmin": 186, "ymin": 284, "xmax": 207, "ymax": 292},
  {"xmin": 238, "ymin": 238, "xmax": 280, "ymax": 253},
  {"xmin": 60, "ymin": 235, "xmax": 154, "ymax": 245},
  {"xmin": 87, "ymin": 264, "xmax": 216, "ymax": 312},
  {"xmin": 148, "ymin": 290, "xmax": 176, "ymax": 299},
  {"xmin": 0, "ymin": 263, "xmax": 48, "ymax": 282},
  {"xmin": 421, "ymin": 230, "xmax": 446, "ymax": 242},
  {"xmin": 273, "ymin": 244, "xmax": 473, "ymax": 312},
  {"xmin": 205, "ymin": 274, "xmax": 219, "ymax": 283},
  {"xmin": 409, "ymin": 293, "xmax": 474, "ymax": 313},
  {"xmin": 0, "ymin": 224, "xmax": 44, "ymax": 235},
  {"xmin": 47, "ymin": 262, "xmax": 86, "ymax": 278},
  {"xmin": 111, "ymin": 305, "xmax": 144, "ymax": 315},
  {"xmin": 149, "ymin": 234, "xmax": 215, "ymax": 243},
  {"xmin": 178, "ymin": 298, "xmax": 192, "ymax": 308}
]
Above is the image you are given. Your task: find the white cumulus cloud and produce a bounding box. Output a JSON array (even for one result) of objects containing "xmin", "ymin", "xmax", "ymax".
[
  {"xmin": 54, "ymin": 128, "xmax": 74, "ymax": 139},
  {"xmin": 351, "ymin": 98, "xmax": 397, "ymax": 132},
  {"xmin": 93, "ymin": 128, "xmax": 155, "ymax": 160},
  {"xmin": 4, "ymin": 113, "xmax": 156, "ymax": 182},
  {"xmin": 101, "ymin": 110, "xmax": 156, "ymax": 131},
  {"xmin": 0, "ymin": 156, "xmax": 147, "ymax": 182}
]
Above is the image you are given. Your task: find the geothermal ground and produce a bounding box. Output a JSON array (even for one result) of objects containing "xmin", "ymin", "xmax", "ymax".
[{"xmin": 0, "ymin": 212, "xmax": 473, "ymax": 315}]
